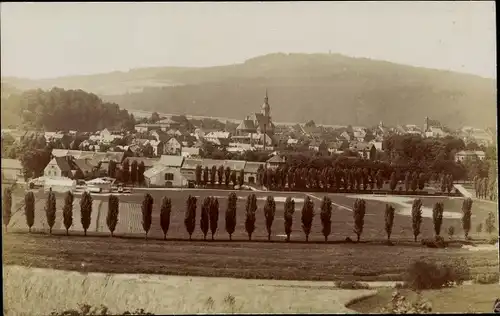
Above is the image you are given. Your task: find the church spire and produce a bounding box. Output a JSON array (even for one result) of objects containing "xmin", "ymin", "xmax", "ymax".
[{"xmin": 264, "ymin": 88, "xmax": 268, "ymax": 103}]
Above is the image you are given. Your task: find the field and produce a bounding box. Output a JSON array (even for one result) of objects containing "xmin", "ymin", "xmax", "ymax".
[
  {"xmin": 7, "ymin": 189, "xmax": 498, "ymax": 242},
  {"xmin": 348, "ymin": 284, "xmax": 500, "ymax": 313},
  {"xmin": 3, "ymin": 188, "xmax": 499, "ymax": 314}
]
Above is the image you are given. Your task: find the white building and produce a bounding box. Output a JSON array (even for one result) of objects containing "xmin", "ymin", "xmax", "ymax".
[{"xmin": 144, "ymin": 155, "xmax": 186, "ymax": 187}]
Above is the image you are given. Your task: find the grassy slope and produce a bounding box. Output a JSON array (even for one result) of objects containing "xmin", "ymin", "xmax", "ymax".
[
  {"xmin": 348, "ymin": 284, "xmax": 500, "ymax": 313},
  {"xmin": 4, "ymin": 265, "xmax": 375, "ymax": 315},
  {"xmin": 2, "ymin": 53, "xmax": 496, "ymax": 127}
]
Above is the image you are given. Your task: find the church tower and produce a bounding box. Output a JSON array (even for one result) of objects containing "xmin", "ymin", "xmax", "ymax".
[{"xmin": 261, "ymin": 89, "xmax": 270, "ymax": 118}]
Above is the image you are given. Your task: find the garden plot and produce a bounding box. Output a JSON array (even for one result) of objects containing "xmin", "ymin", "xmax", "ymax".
[{"xmin": 113, "ymin": 202, "xmax": 143, "ymax": 235}]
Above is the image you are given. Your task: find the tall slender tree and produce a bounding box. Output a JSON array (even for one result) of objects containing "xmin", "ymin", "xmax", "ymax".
[
  {"xmin": 432, "ymin": 202, "xmax": 444, "ymax": 238},
  {"xmin": 217, "ymin": 165, "xmax": 224, "ymax": 185},
  {"xmin": 137, "ymin": 161, "xmax": 146, "ymax": 186},
  {"xmin": 203, "ymin": 166, "xmax": 209, "ymax": 185},
  {"xmin": 80, "ymin": 191, "xmax": 93, "ymax": 236},
  {"xmin": 485, "ymin": 212, "xmax": 496, "ymax": 235},
  {"xmin": 239, "ymin": 169, "xmax": 245, "ymax": 186},
  {"xmin": 411, "ymin": 172, "xmax": 418, "ymax": 192},
  {"xmin": 389, "ymin": 172, "xmax": 397, "ymax": 192},
  {"xmin": 200, "ymin": 197, "xmax": 211, "ymax": 240},
  {"xmin": 3, "ymin": 187, "xmax": 12, "ymax": 232},
  {"xmin": 224, "ymin": 167, "xmax": 231, "ymax": 186},
  {"xmin": 210, "ymin": 166, "xmax": 217, "ymax": 185},
  {"xmin": 209, "ymin": 197, "xmax": 219, "ymax": 240},
  {"xmin": 225, "ymin": 192, "xmax": 237, "ymax": 240},
  {"xmin": 264, "ymin": 196, "xmax": 276, "ymax": 241},
  {"xmin": 301, "ymin": 196, "xmax": 315, "ymax": 242},
  {"xmin": 384, "ymin": 204, "xmax": 395, "ymax": 242},
  {"xmin": 195, "ymin": 165, "xmax": 202, "ymax": 186},
  {"xmin": 108, "ymin": 160, "xmax": 117, "ymax": 178},
  {"xmin": 404, "ymin": 172, "xmax": 411, "ymax": 192},
  {"xmin": 141, "ymin": 194, "xmax": 153, "ymax": 239},
  {"xmin": 131, "ymin": 160, "xmax": 138, "ymax": 185},
  {"xmin": 45, "ymin": 189, "xmax": 57, "ymax": 234},
  {"xmin": 320, "ymin": 197, "xmax": 332, "ymax": 242},
  {"xmin": 230, "ymin": 170, "xmax": 237, "ymax": 186},
  {"xmin": 411, "ymin": 198, "xmax": 423, "ymax": 242},
  {"xmin": 160, "ymin": 197, "xmax": 172, "ymax": 240},
  {"xmin": 284, "ymin": 197, "xmax": 295, "ymax": 242},
  {"xmin": 107, "ymin": 194, "xmax": 119, "ymax": 237},
  {"xmin": 121, "ymin": 160, "xmax": 130, "ymax": 184},
  {"xmin": 63, "ymin": 191, "xmax": 74, "ymax": 235},
  {"xmin": 245, "ymin": 194, "xmax": 257, "ymax": 240},
  {"xmin": 461, "ymin": 198, "xmax": 473, "ymax": 239},
  {"xmin": 353, "ymin": 199, "xmax": 366, "ymax": 242},
  {"xmin": 184, "ymin": 195, "xmax": 197, "ymax": 240},
  {"xmin": 24, "ymin": 191, "xmax": 35, "ymax": 233}
]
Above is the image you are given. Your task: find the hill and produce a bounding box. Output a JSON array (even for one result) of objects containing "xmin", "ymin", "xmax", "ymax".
[{"xmin": 2, "ymin": 53, "xmax": 496, "ymax": 128}]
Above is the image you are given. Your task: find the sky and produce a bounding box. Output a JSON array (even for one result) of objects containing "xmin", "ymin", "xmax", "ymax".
[{"xmin": 1, "ymin": 1, "xmax": 496, "ymax": 79}]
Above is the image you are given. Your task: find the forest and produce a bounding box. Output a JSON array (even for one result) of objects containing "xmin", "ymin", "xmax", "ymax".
[{"xmin": 1, "ymin": 87, "xmax": 136, "ymax": 131}]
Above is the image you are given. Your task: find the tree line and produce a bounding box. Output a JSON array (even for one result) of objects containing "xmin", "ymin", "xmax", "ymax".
[{"xmin": 4, "ymin": 188, "xmax": 497, "ymax": 243}]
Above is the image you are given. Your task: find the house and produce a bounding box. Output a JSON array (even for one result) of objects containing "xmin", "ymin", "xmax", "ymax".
[
  {"xmin": 243, "ymin": 162, "xmax": 264, "ymax": 184},
  {"xmin": 353, "ymin": 128, "xmax": 367, "ymax": 142},
  {"xmin": 180, "ymin": 158, "xmax": 203, "ymax": 183},
  {"xmin": 266, "ymin": 155, "xmax": 286, "ymax": 170},
  {"xmin": 349, "ymin": 142, "xmax": 373, "ymax": 159},
  {"xmin": 1, "ymin": 158, "xmax": 24, "ymax": 183},
  {"xmin": 340, "ymin": 131, "xmax": 351, "ymax": 142},
  {"xmin": 223, "ymin": 160, "xmax": 246, "ymax": 174},
  {"xmin": 204, "ymin": 131, "xmax": 231, "ymax": 144},
  {"xmin": 73, "ymin": 158, "xmax": 98, "ymax": 179},
  {"xmin": 44, "ymin": 157, "xmax": 76, "ymax": 178},
  {"xmin": 164, "ymin": 137, "xmax": 182, "ymax": 155},
  {"xmin": 144, "ymin": 155, "xmax": 186, "ymax": 187},
  {"xmin": 455, "ymin": 150, "xmax": 486, "ymax": 162}
]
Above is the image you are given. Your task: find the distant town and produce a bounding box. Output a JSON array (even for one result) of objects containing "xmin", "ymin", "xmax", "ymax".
[{"xmin": 1, "ymin": 90, "xmax": 496, "ymax": 199}]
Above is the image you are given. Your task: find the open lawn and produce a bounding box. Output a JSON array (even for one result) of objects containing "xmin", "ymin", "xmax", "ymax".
[
  {"xmin": 6, "ymin": 189, "xmax": 498, "ymax": 242},
  {"xmin": 347, "ymin": 284, "xmax": 500, "ymax": 313}
]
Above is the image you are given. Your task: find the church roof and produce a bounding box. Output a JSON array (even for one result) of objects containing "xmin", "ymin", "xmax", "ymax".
[{"xmin": 236, "ymin": 119, "xmax": 256, "ymax": 131}]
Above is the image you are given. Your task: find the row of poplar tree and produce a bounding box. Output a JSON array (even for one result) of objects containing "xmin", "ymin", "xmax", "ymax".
[{"xmin": 3, "ymin": 187, "xmax": 496, "ymax": 242}]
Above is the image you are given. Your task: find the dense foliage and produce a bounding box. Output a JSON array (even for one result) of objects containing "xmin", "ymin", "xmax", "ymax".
[
  {"xmin": 107, "ymin": 195, "xmax": 119, "ymax": 237},
  {"xmin": 24, "ymin": 191, "xmax": 35, "ymax": 233},
  {"xmin": 1, "ymin": 88, "xmax": 135, "ymax": 131},
  {"xmin": 63, "ymin": 191, "xmax": 74, "ymax": 235},
  {"xmin": 141, "ymin": 194, "xmax": 154, "ymax": 238},
  {"xmin": 45, "ymin": 189, "xmax": 57, "ymax": 234},
  {"xmin": 2, "ymin": 187, "xmax": 12, "ymax": 231},
  {"xmin": 160, "ymin": 197, "xmax": 172, "ymax": 240},
  {"xmin": 80, "ymin": 191, "xmax": 93, "ymax": 236}
]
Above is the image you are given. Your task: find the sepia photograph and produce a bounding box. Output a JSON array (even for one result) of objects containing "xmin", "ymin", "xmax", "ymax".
[{"xmin": 1, "ymin": 1, "xmax": 499, "ymax": 315}]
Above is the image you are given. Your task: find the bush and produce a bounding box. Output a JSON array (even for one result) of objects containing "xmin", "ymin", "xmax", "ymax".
[
  {"xmin": 380, "ymin": 291, "xmax": 432, "ymax": 314},
  {"xmin": 50, "ymin": 304, "xmax": 154, "ymax": 315},
  {"xmin": 334, "ymin": 280, "xmax": 370, "ymax": 290},
  {"xmin": 403, "ymin": 258, "xmax": 470, "ymax": 290},
  {"xmin": 421, "ymin": 236, "xmax": 447, "ymax": 248},
  {"xmin": 3, "ymin": 187, "xmax": 12, "ymax": 232},
  {"xmin": 473, "ymin": 273, "xmax": 499, "ymax": 284}
]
